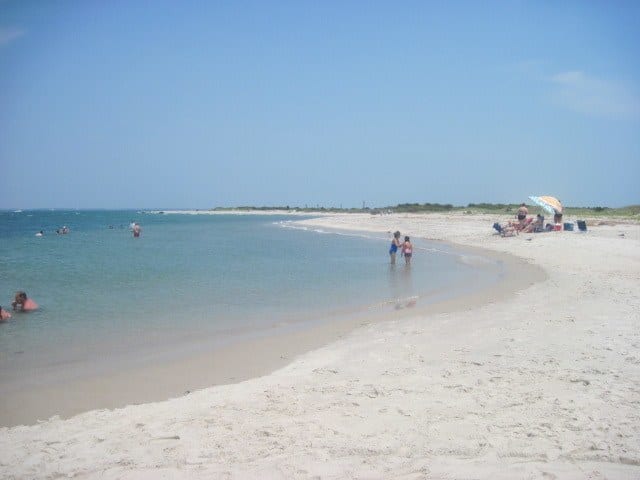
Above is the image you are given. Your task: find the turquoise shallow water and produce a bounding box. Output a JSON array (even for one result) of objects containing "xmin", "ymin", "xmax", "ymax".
[{"xmin": 0, "ymin": 210, "xmax": 504, "ymax": 389}]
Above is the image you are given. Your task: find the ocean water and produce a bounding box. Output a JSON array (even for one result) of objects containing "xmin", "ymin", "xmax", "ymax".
[{"xmin": 0, "ymin": 210, "xmax": 504, "ymax": 389}]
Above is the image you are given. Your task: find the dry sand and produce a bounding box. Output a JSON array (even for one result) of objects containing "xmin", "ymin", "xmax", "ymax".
[{"xmin": 1, "ymin": 212, "xmax": 639, "ymax": 479}]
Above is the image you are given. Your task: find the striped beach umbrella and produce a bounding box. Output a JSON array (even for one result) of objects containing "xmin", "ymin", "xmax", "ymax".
[{"xmin": 529, "ymin": 195, "xmax": 563, "ymax": 214}]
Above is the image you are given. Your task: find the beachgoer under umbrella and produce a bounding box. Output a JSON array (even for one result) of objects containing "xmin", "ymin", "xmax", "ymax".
[{"xmin": 516, "ymin": 203, "xmax": 528, "ymax": 227}]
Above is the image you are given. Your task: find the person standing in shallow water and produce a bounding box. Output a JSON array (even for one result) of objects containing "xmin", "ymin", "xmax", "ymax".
[
  {"xmin": 389, "ymin": 231, "xmax": 401, "ymax": 264},
  {"xmin": 402, "ymin": 236, "xmax": 413, "ymax": 266},
  {"xmin": 132, "ymin": 223, "xmax": 141, "ymax": 238}
]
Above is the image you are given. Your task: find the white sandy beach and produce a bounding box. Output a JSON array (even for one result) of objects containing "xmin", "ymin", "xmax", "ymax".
[{"xmin": 1, "ymin": 212, "xmax": 639, "ymax": 479}]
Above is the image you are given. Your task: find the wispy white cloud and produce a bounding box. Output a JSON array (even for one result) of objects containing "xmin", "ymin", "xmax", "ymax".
[
  {"xmin": 549, "ymin": 70, "xmax": 640, "ymax": 119},
  {"xmin": 0, "ymin": 26, "xmax": 25, "ymax": 48}
]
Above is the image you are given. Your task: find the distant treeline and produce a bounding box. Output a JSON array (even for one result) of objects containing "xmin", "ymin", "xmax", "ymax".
[
  {"xmin": 211, "ymin": 203, "xmax": 640, "ymax": 216},
  {"xmin": 466, "ymin": 203, "xmax": 518, "ymax": 210},
  {"xmin": 392, "ymin": 203, "xmax": 455, "ymax": 212},
  {"xmin": 213, "ymin": 206, "xmax": 293, "ymax": 211},
  {"xmin": 212, "ymin": 206, "xmax": 363, "ymax": 213},
  {"xmin": 562, "ymin": 205, "xmax": 640, "ymax": 216}
]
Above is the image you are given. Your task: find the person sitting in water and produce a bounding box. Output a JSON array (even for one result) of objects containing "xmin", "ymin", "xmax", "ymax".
[
  {"xmin": 0, "ymin": 306, "xmax": 11, "ymax": 321},
  {"xmin": 11, "ymin": 291, "xmax": 38, "ymax": 312}
]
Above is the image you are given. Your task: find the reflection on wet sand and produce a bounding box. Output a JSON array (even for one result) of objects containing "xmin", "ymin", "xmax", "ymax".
[{"xmin": 388, "ymin": 263, "xmax": 418, "ymax": 310}]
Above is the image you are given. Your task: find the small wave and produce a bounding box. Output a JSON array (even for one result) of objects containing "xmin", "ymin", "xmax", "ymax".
[
  {"xmin": 277, "ymin": 222, "xmax": 309, "ymax": 231},
  {"xmin": 275, "ymin": 222, "xmax": 388, "ymax": 242},
  {"xmin": 331, "ymin": 231, "xmax": 381, "ymax": 240},
  {"xmin": 369, "ymin": 295, "xmax": 420, "ymax": 310}
]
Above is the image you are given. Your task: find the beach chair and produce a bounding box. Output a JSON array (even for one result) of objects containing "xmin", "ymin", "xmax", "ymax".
[
  {"xmin": 493, "ymin": 222, "xmax": 517, "ymax": 237},
  {"xmin": 577, "ymin": 220, "xmax": 587, "ymax": 232}
]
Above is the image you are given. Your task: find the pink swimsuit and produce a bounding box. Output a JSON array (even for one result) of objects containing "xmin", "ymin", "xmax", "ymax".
[{"xmin": 22, "ymin": 299, "xmax": 38, "ymax": 311}]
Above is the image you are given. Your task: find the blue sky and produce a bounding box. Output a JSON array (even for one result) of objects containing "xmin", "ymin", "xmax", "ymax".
[{"xmin": 1, "ymin": 1, "xmax": 638, "ymax": 209}]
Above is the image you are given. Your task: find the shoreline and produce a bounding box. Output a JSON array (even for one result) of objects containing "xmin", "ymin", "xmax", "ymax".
[
  {"xmin": 1, "ymin": 212, "xmax": 639, "ymax": 479},
  {"xmin": 0, "ymin": 229, "xmax": 541, "ymax": 428},
  {"xmin": 148, "ymin": 209, "xmax": 335, "ymax": 216}
]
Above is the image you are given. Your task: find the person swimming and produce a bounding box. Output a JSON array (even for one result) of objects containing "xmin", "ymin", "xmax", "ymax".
[
  {"xmin": 11, "ymin": 291, "xmax": 38, "ymax": 312},
  {"xmin": 0, "ymin": 305, "xmax": 11, "ymax": 321}
]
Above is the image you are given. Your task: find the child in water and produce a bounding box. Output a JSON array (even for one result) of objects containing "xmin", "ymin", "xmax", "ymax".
[
  {"xmin": 402, "ymin": 236, "xmax": 413, "ymax": 265},
  {"xmin": 12, "ymin": 291, "xmax": 38, "ymax": 312}
]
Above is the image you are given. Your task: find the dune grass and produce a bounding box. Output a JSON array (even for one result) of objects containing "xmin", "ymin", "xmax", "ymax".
[{"xmin": 211, "ymin": 203, "xmax": 640, "ymax": 219}]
